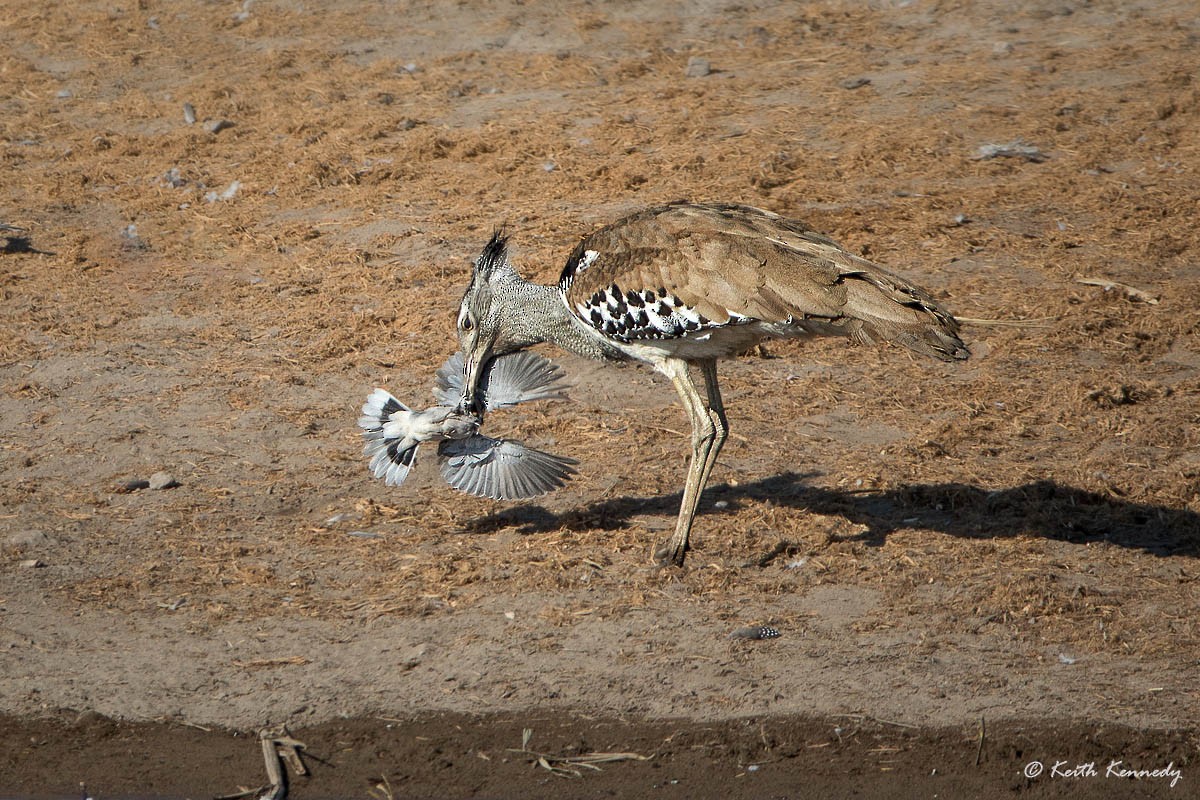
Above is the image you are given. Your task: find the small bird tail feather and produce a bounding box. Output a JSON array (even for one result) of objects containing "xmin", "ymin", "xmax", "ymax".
[
  {"xmin": 359, "ymin": 388, "xmax": 418, "ymax": 486},
  {"xmin": 358, "ymin": 388, "xmax": 410, "ymax": 431}
]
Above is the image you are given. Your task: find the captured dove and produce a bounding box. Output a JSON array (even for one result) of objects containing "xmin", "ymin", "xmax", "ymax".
[
  {"xmin": 359, "ymin": 390, "xmax": 479, "ymax": 487},
  {"xmin": 360, "ymin": 350, "xmax": 575, "ymax": 499}
]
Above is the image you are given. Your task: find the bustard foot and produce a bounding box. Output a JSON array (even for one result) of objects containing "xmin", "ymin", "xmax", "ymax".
[{"xmin": 653, "ymin": 540, "xmax": 689, "ymax": 568}]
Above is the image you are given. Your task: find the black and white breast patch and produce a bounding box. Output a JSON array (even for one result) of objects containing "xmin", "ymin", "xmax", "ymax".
[
  {"xmin": 561, "ymin": 245, "xmax": 754, "ymax": 342},
  {"xmin": 576, "ymin": 284, "xmax": 731, "ymax": 342}
]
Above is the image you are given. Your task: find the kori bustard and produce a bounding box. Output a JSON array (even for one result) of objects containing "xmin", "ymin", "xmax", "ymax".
[{"xmin": 453, "ymin": 202, "xmax": 968, "ymax": 566}]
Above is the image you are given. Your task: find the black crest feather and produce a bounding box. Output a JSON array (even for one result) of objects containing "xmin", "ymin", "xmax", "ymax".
[{"xmin": 475, "ymin": 228, "xmax": 510, "ymax": 279}]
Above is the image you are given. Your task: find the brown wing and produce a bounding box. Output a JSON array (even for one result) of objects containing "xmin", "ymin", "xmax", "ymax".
[
  {"xmin": 559, "ymin": 202, "xmax": 967, "ymax": 360},
  {"xmin": 561, "ymin": 203, "xmax": 815, "ymax": 327}
]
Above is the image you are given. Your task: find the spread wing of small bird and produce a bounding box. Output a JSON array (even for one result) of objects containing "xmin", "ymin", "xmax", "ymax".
[
  {"xmin": 360, "ymin": 351, "xmax": 575, "ymax": 499},
  {"xmin": 434, "ymin": 350, "xmax": 569, "ymax": 410},
  {"xmin": 438, "ymin": 435, "xmax": 578, "ymax": 501}
]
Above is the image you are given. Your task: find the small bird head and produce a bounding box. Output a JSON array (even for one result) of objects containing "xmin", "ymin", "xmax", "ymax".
[
  {"xmin": 456, "ymin": 230, "xmax": 522, "ymax": 414},
  {"xmin": 438, "ymin": 409, "xmax": 481, "ymax": 440}
]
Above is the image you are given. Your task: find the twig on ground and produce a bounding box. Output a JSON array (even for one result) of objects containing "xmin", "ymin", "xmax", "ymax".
[
  {"xmin": 231, "ymin": 656, "xmax": 310, "ymax": 669},
  {"xmin": 837, "ymin": 713, "xmax": 919, "ymax": 730},
  {"xmin": 509, "ymin": 728, "xmax": 651, "ymax": 778},
  {"xmin": 214, "ymin": 729, "xmax": 307, "ymax": 800},
  {"xmin": 1075, "ymin": 277, "xmax": 1159, "ymax": 305},
  {"xmin": 257, "ymin": 733, "xmax": 287, "ymax": 800},
  {"xmin": 955, "ymin": 316, "xmax": 1056, "ymax": 328},
  {"xmin": 368, "ymin": 775, "xmax": 396, "ymax": 800},
  {"xmin": 744, "ymin": 539, "xmax": 798, "ymax": 568},
  {"xmin": 975, "ymin": 716, "xmax": 986, "ymax": 766},
  {"xmin": 274, "ymin": 734, "xmax": 308, "ymax": 778}
]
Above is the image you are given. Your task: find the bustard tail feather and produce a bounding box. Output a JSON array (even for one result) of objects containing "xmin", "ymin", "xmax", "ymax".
[{"xmin": 839, "ymin": 270, "xmax": 969, "ymax": 362}]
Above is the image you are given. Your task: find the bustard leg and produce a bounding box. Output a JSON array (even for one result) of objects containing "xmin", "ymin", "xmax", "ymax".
[
  {"xmin": 655, "ymin": 358, "xmax": 729, "ymax": 566},
  {"xmin": 697, "ymin": 358, "xmax": 729, "ymax": 494}
]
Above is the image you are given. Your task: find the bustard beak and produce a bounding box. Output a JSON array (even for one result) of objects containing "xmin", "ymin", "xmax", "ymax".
[{"xmin": 458, "ymin": 350, "xmax": 490, "ymax": 417}]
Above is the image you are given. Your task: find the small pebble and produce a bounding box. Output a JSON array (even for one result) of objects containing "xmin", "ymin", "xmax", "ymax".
[
  {"xmin": 840, "ymin": 76, "xmax": 871, "ymax": 90},
  {"xmin": 346, "ymin": 530, "xmax": 382, "ymax": 539},
  {"xmin": 56, "ymin": 89, "xmax": 72, "ymax": 99},
  {"xmin": 183, "ymin": 103, "xmax": 197, "ymax": 124},
  {"xmin": 974, "ymin": 140, "xmax": 1048, "ymax": 162},
  {"xmin": 730, "ymin": 625, "xmax": 781, "ymax": 640},
  {"xmin": 399, "ymin": 644, "xmax": 427, "ymax": 670},
  {"xmin": 19, "ymin": 559, "xmax": 46, "ymax": 569},
  {"xmin": 120, "ymin": 224, "xmax": 145, "ymax": 250},
  {"xmin": 685, "ymin": 56, "xmax": 712, "ymax": 78},
  {"xmin": 204, "ymin": 180, "xmax": 241, "ymax": 203},
  {"xmin": 204, "ymin": 119, "xmax": 234, "ymax": 134},
  {"xmin": 148, "ymin": 471, "xmax": 177, "ymax": 490},
  {"xmin": 116, "ymin": 479, "xmax": 151, "ymax": 493}
]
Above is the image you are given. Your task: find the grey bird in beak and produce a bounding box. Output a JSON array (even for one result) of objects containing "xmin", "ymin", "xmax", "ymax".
[
  {"xmin": 359, "ymin": 350, "xmax": 576, "ymax": 500},
  {"xmin": 433, "ymin": 349, "xmax": 576, "ymax": 500},
  {"xmin": 359, "ymin": 390, "xmax": 479, "ymax": 486}
]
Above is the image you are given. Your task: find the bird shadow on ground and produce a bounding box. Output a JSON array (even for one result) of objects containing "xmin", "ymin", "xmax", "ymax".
[{"xmin": 464, "ymin": 472, "xmax": 1200, "ymax": 558}]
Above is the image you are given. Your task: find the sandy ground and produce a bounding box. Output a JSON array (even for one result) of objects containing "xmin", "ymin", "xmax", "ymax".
[{"xmin": 2, "ymin": 0, "xmax": 1198, "ymax": 796}]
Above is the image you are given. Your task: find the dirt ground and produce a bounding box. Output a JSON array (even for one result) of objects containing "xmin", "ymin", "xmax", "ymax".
[{"xmin": 2, "ymin": 0, "xmax": 1198, "ymax": 796}]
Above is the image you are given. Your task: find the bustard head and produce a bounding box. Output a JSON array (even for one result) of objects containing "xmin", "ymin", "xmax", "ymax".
[{"xmin": 456, "ymin": 230, "xmax": 530, "ymax": 413}]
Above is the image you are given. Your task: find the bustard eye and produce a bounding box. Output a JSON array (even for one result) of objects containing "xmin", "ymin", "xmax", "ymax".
[{"xmin": 458, "ymin": 309, "xmax": 474, "ymax": 332}]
